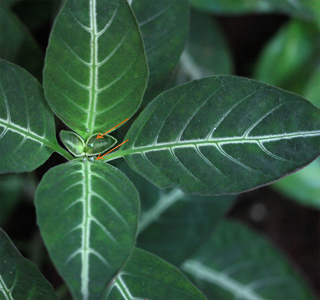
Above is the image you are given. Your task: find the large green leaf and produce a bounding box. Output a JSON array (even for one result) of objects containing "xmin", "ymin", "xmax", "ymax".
[
  {"xmin": 0, "ymin": 60, "xmax": 60, "ymax": 174},
  {"xmin": 43, "ymin": 0, "xmax": 148, "ymax": 139},
  {"xmin": 0, "ymin": 3, "xmax": 44, "ymax": 81},
  {"xmin": 0, "ymin": 228, "xmax": 58, "ymax": 300},
  {"xmin": 254, "ymin": 19, "xmax": 320, "ymax": 96},
  {"xmin": 130, "ymin": 0, "xmax": 189, "ymax": 102},
  {"xmin": 171, "ymin": 9, "xmax": 233, "ymax": 88},
  {"xmin": 35, "ymin": 161, "xmax": 140, "ymax": 300},
  {"xmin": 181, "ymin": 220, "xmax": 316, "ymax": 299},
  {"xmin": 114, "ymin": 76, "xmax": 320, "ymax": 195},
  {"xmin": 101, "ymin": 248, "xmax": 207, "ymax": 300}
]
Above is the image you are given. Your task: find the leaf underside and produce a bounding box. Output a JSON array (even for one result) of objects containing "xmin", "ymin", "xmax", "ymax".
[
  {"xmin": 0, "ymin": 60, "xmax": 57, "ymax": 174},
  {"xmin": 35, "ymin": 161, "xmax": 139, "ymax": 300},
  {"xmin": 123, "ymin": 76, "xmax": 320, "ymax": 195},
  {"xmin": 44, "ymin": 0, "xmax": 148, "ymax": 139}
]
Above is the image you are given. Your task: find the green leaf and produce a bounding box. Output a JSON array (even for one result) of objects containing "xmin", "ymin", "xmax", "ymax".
[
  {"xmin": 191, "ymin": 0, "xmax": 319, "ymax": 24},
  {"xmin": 254, "ymin": 19, "xmax": 320, "ymax": 95},
  {"xmin": 118, "ymin": 76, "xmax": 320, "ymax": 195},
  {"xmin": 303, "ymin": 64, "xmax": 320, "ymax": 107},
  {"xmin": 35, "ymin": 161, "xmax": 140, "ymax": 300},
  {"xmin": 101, "ymin": 248, "xmax": 207, "ymax": 300},
  {"xmin": 0, "ymin": 3, "xmax": 44, "ymax": 81},
  {"xmin": 60, "ymin": 130, "xmax": 86, "ymax": 157},
  {"xmin": 181, "ymin": 220, "xmax": 317, "ymax": 299},
  {"xmin": 0, "ymin": 60, "xmax": 59, "ymax": 174},
  {"xmin": 131, "ymin": 0, "xmax": 189, "ymax": 102},
  {"xmin": 119, "ymin": 162, "xmax": 235, "ymax": 265},
  {"xmin": 85, "ymin": 133, "xmax": 117, "ymax": 156},
  {"xmin": 43, "ymin": 0, "xmax": 148, "ymax": 139},
  {"xmin": 171, "ymin": 9, "xmax": 233, "ymax": 87},
  {"xmin": 191, "ymin": 0, "xmax": 273, "ymax": 14},
  {"xmin": 0, "ymin": 228, "xmax": 58, "ymax": 300}
]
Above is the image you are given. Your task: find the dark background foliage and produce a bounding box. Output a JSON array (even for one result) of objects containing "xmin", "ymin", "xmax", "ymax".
[{"xmin": 1, "ymin": 2, "xmax": 319, "ymax": 297}]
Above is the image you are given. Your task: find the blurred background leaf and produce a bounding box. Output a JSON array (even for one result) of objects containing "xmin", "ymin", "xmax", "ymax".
[
  {"xmin": 191, "ymin": 0, "xmax": 320, "ymax": 28},
  {"xmin": 171, "ymin": 9, "xmax": 234, "ymax": 88},
  {"xmin": 120, "ymin": 162, "xmax": 236, "ymax": 266},
  {"xmin": 0, "ymin": 2, "xmax": 44, "ymax": 81},
  {"xmin": 181, "ymin": 219, "xmax": 317, "ymax": 299}
]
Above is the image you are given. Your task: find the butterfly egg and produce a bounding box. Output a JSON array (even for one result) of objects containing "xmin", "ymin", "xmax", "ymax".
[
  {"xmin": 88, "ymin": 143, "xmax": 94, "ymax": 148},
  {"xmin": 89, "ymin": 157, "xmax": 94, "ymax": 163},
  {"xmin": 82, "ymin": 157, "xmax": 87, "ymax": 163}
]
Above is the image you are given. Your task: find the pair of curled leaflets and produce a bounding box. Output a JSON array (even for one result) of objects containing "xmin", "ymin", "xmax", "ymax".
[{"xmin": 60, "ymin": 130, "xmax": 117, "ymax": 158}]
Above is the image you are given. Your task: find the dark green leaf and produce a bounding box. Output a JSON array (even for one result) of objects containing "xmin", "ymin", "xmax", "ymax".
[
  {"xmin": 35, "ymin": 161, "xmax": 139, "ymax": 300},
  {"xmin": 171, "ymin": 9, "xmax": 233, "ymax": 87},
  {"xmin": 119, "ymin": 162, "xmax": 235, "ymax": 265},
  {"xmin": 0, "ymin": 60, "xmax": 58, "ymax": 174},
  {"xmin": 119, "ymin": 76, "xmax": 320, "ymax": 195},
  {"xmin": 85, "ymin": 133, "xmax": 117, "ymax": 156},
  {"xmin": 43, "ymin": 0, "xmax": 148, "ymax": 139},
  {"xmin": 0, "ymin": 3, "xmax": 44, "ymax": 81},
  {"xmin": 60, "ymin": 130, "xmax": 86, "ymax": 157},
  {"xmin": 101, "ymin": 248, "xmax": 207, "ymax": 300},
  {"xmin": 131, "ymin": 0, "xmax": 189, "ymax": 102},
  {"xmin": 0, "ymin": 228, "xmax": 58, "ymax": 300},
  {"xmin": 181, "ymin": 220, "xmax": 317, "ymax": 299}
]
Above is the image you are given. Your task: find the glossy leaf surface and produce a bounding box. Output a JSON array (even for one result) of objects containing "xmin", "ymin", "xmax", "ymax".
[
  {"xmin": 0, "ymin": 228, "xmax": 58, "ymax": 300},
  {"xmin": 131, "ymin": 0, "xmax": 189, "ymax": 102},
  {"xmin": 119, "ymin": 162, "xmax": 235, "ymax": 265},
  {"xmin": 60, "ymin": 130, "xmax": 86, "ymax": 157},
  {"xmin": 102, "ymin": 248, "xmax": 206, "ymax": 300},
  {"xmin": 0, "ymin": 3, "xmax": 43, "ymax": 80},
  {"xmin": 121, "ymin": 76, "xmax": 320, "ymax": 195},
  {"xmin": 0, "ymin": 60, "xmax": 58, "ymax": 174},
  {"xmin": 182, "ymin": 220, "xmax": 316, "ymax": 299},
  {"xmin": 44, "ymin": 0, "xmax": 148, "ymax": 139},
  {"xmin": 35, "ymin": 161, "xmax": 139, "ymax": 300}
]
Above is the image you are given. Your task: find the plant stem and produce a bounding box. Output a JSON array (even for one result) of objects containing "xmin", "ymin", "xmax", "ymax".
[{"xmin": 50, "ymin": 143, "xmax": 74, "ymax": 161}]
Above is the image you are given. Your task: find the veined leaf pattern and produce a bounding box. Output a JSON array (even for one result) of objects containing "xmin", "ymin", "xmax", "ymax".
[
  {"xmin": 0, "ymin": 60, "xmax": 57, "ymax": 174},
  {"xmin": 35, "ymin": 161, "xmax": 139, "ymax": 300},
  {"xmin": 44, "ymin": 0, "xmax": 148, "ymax": 139},
  {"xmin": 122, "ymin": 76, "xmax": 320, "ymax": 195}
]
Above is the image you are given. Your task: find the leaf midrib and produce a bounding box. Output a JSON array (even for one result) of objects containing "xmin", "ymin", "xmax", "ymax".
[
  {"xmin": 0, "ymin": 118, "xmax": 55, "ymax": 149},
  {"xmin": 181, "ymin": 260, "xmax": 266, "ymax": 300},
  {"xmin": 104, "ymin": 129, "xmax": 320, "ymax": 161}
]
